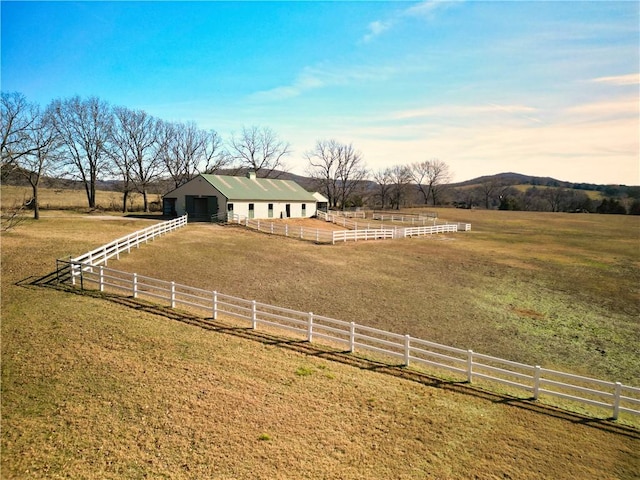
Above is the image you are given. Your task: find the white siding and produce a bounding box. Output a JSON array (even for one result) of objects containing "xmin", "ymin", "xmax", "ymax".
[{"xmin": 227, "ymin": 201, "xmax": 317, "ymax": 220}]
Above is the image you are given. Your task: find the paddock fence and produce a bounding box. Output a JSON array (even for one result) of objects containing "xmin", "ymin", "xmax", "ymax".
[
  {"xmin": 68, "ymin": 215, "xmax": 188, "ymax": 282},
  {"xmin": 55, "ymin": 258, "xmax": 640, "ymax": 422},
  {"xmin": 218, "ymin": 212, "xmax": 471, "ymax": 243}
]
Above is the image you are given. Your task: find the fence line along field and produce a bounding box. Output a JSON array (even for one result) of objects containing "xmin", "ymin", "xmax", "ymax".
[
  {"xmin": 115, "ymin": 209, "xmax": 640, "ymax": 387},
  {"xmin": 2, "ymin": 211, "xmax": 639, "ymax": 478}
]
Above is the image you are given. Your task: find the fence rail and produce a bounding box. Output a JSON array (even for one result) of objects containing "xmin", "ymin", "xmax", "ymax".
[
  {"xmin": 229, "ymin": 212, "xmax": 471, "ymax": 244},
  {"xmin": 57, "ymin": 259, "xmax": 640, "ymax": 422},
  {"xmin": 71, "ymin": 215, "xmax": 188, "ymax": 266}
]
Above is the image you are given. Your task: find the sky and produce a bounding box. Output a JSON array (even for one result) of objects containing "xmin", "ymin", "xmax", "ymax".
[{"xmin": 1, "ymin": 1, "xmax": 639, "ymax": 185}]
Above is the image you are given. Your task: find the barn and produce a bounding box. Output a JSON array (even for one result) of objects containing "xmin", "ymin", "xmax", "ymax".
[{"xmin": 162, "ymin": 171, "xmax": 323, "ymax": 221}]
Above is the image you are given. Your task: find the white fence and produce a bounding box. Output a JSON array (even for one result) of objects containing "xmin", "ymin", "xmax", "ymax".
[
  {"xmin": 371, "ymin": 212, "xmax": 437, "ymax": 224},
  {"xmin": 70, "ymin": 215, "xmax": 188, "ymax": 267},
  {"xmin": 223, "ymin": 213, "xmax": 470, "ymax": 244},
  {"xmin": 58, "ymin": 259, "xmax": 640, "ymax": 422},
  {"xmin": 320, "ymin": 211, "xmax": 471, "ymax": 235}
]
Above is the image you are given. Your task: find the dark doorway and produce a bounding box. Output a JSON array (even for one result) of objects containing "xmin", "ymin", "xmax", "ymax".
[
  {"xmin": 163, "ymin": 198, "xmax": 177, "ymax": 217},
  {"xmin": 186, "ymin": 195, "xmax": 218, "ymax": 221}
]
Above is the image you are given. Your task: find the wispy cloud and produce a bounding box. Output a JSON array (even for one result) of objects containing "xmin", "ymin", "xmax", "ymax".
[
  {"xmin": 392, "ymin": 103, "xmax": 543, "ymax": 124},
  {"xmin": 249, "ymin": 64, "xmax": 396, "ymax": 102},
  {"xmin": 361, "ymin": 0, "xmax": 464, "ymax": 43},
  {"xmin": 403, "ymin": 0, "xmax": 464, "ymax": 19},
  {"xmin": 590, "ymin": 73, "xmax": 639, "ymax": 86}
]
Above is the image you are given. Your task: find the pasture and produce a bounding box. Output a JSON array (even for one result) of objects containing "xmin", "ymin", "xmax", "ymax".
[
  {"xmin": 1, "ymin": 210, "xmax": 639, "ymax": 478},
  {"xmin": 1, "ymin": 185, "xmax": 154, "ymax": 212}
]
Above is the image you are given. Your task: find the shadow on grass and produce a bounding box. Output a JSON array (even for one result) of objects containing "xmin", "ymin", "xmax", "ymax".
[{"xmin": 22, "ymin": 271, "xmax": 640, "ymax": 440}]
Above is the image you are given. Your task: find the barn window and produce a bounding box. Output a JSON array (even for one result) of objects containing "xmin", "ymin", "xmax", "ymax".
[
  {"xmin": 249, "ymin": 203, "xmax": 255, "ymax": 219},
  {"xmin": 227, "ymin": 203, "xmax": 234, "ymax": 212},
  {"xmin": 301, "ymin": 203, "xmax": 306, "ymax": 216},
  {"xmin": 268, "ymin": 203, "xmax": 274, "ymax": 218}
]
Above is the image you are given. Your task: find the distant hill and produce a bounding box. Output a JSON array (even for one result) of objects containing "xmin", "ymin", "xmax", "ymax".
[{"xmin": 449, "ymin": 172, "xmax": 637, "ymax": 193}]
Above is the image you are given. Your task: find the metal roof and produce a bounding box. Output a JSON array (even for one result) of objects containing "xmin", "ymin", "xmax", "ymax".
[{"xmin": 200, "ymin": 174, "xmax": 317, "ymax": 202}]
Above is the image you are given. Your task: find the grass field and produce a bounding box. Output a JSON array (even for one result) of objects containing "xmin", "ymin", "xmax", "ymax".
[
  {"xmin": 1, "ymin": 185, "xmax": 155, "ymax": 212},
  {"xmin": 2, "ymin": 211, "xmax": 639, "ymax": 478}
]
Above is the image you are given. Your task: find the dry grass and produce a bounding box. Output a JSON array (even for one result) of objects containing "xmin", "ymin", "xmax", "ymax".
[
  {"xmin": 1, "ymin": 185, "xmax": 155, "ymax": 212},
  {"xmin": 116, "ymin": 211, "xmax": 640, "ymax": 386},
  {"xmin": 2, "ymin": 213, "xmax": 639, "ymax": 479}
]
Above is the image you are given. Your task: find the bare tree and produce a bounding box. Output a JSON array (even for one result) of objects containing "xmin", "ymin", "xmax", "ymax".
[
  {"xmin": 110, "ymin": 107, "xmax": 166, "ymax": 212},
  {"xmin": 408, "ymin": 161, "xmax": 432, "ymax": 205},
  {"xmin": 388, "ymin": 164, "xmax": 412, "ymax": 210},
  {"xmin": 305, "ymin": 139, "xmax": 367, "ymax": 209},
  {"xmin": 1, "ymin": 96, "xmax": 63, "ymax": 219},
  {"xmin": 160, "ymin": 121, "xmax": 228, "ymax": 190},
  {"xmin": 50, "ymin": 96, "xmax": 113, "ymax": 209},
  {"xmin": 108, "ymin": 107, "xmax": 137, "ymax": 212},
  {"xmin": 228, "ymin": 125, "xmax": 290, "ymax": 178},
  {"xmin": 410, "ymin": 159, "xmax": 451, "ymax": 205},
  {"xmin": 371, "ymin": 167, "xmax": 394, "ymax": 209},
  {"xmin": 1, "ymin": 92, "xmax": 39, "ymax": 179},
  {"xmin": 18, "ymin": 104, "xmax": 63, "ymax": 219},
  {"xmin": 198, "ymin": 129, "xmax": 228, "ymax": 174}
]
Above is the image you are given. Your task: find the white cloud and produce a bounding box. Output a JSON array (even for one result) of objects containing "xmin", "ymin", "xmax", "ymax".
[
  {"xmin": 391, "ymin": 103, "xmax": 544, "ymax": 125},
  {"xmin": 249, "ymin": 63, "xmax": 396, "ymax": 102},
  {"xmin": 590, "ymin": 73, "xmax": 639, "ymax": 86},
  {"xmin": 362, "ymin": 20, "xmax": 393, "ymax": 43},
  {"xmin": 403, "ymin": 0, "xmax": 464, "ymax": 19}
]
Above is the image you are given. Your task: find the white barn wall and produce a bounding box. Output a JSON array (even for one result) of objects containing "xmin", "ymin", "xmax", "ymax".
[{"xmin": 229, "ymin": 201, "xmax": 317, "ymax": 219}]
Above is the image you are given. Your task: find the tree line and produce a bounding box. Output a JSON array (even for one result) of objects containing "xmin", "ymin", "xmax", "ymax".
[
  {"xmin": 1, "ymin": 92, "xmax": 296, "ymax": 218},
  {"xmin": 449, "ymin": 178, "xmax": 640, "ymax": 215},
  {"xmin": 4, "ymin": 91, "xmax": 634, "ymax": 219},
  {"xmin": 2, "ymin": 91, "xmax": 454, "ymax": 219}
]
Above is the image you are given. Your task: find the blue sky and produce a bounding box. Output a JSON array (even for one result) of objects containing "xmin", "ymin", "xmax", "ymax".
[{"xmin": 2, "ymin": 1, "xmax": 638, "ymax": 184}]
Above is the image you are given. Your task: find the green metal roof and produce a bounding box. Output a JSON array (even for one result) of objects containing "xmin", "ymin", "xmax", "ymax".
[{"xmin": 200, "ymin": 174, "xmax": 317, "ymax": 202}]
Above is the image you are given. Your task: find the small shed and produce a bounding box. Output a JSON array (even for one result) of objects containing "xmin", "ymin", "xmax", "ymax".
[{"xmin": 163, "ymin": 172, "xmax": 321, "ymax": 221}]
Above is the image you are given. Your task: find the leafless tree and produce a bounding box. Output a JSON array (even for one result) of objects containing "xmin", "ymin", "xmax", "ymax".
[
  {"xmin": 50, "ymin": 96, "xmax": 113, "ymax": 209},
  {"xmin": 1, "ymin": 92, "xmax": 40, "ymax": 179},
  {"xmin": 305, "ymin": 139, "xmax": 368, "ymax": 209},
  {"xmin": 160, "ymin": 121, "xmax": 228, "ymax": 190},
  {"xmin": 1, "ymin": 95, "xmax": 64, "ymax": 219},
  {"xmin": 110, "ymin": 107, "xmax": 166, "ymax": 212},
  {"xmin": 228, "ymin": 125, "xmax": 290, "ymax": 178},
  {"xmin": 388, "ymin": 164, "xmax": 412, "ymax": 210},
  {"xmin": 410, "ymin": 159, "xmax": 451, "ymax": 205},
  {"xmin": 371, "ymin": 167, "xmax": 394, "ymax": 209},
  {"xmin": 198, "ymin": 129, "xmax": 228, "ymax": 174},
  {"xmin": 18, "ymin": 104, "xmax": 64, "ymax": 219},
  {"xmin": 108, "ymin": 108, "xmax": 135, "ymax": 212}
]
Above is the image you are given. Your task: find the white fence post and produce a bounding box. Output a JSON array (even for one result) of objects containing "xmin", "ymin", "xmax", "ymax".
[
  {"xmin": 99, "ymin": 266, "xmax": 104, "ymax": 292},
  {"xmin": 307, "ymin": 312, "xmax": 314, "ymax": 342},
  {"xmin": 613, "ymin": 382, "xmax": 622, "ymax": 420},
  {"xmin": 533, "ymin": 366, "xmax": 541, "ymax": 400},
  {"xmin": 349, "ymin": 322, "xmax": 356, "ymax": 353},
  {"xmin": 404, "ymin": 334, "xmax": 411, "ymax": 366},
  {"xmin": 133, "ymin": 273, "xmax": 138, "ymax": 298},
  {"xmin": 170, "ymin": 281, "xmax": 176, "ymax": 308},
  {"xmin": 251, "ymin": 300, "xmax": 257, "ymax": 329},
  {"xmin": 467, "ymin": 349, "xmax": 474, "ymax": 382},
  {"xmin": 212, "ymin": 291, "xmax": 218, "ymax": 320}
]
